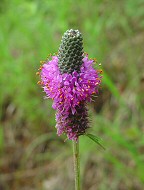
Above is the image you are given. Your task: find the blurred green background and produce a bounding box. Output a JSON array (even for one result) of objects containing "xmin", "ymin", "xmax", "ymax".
[{"xmin": 0, "ymin": 0, "xmax": 144, "ymax": 189}]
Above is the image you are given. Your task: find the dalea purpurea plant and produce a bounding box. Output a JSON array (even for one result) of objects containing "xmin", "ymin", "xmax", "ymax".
[{"xmin": 37, "ymin": 29, "xmax": 103, "ymax": 190}]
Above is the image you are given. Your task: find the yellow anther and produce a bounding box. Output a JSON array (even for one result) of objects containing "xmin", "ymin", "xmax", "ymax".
[
  {"xmin": 37, "ymin": 81, "xmax": 41, "ymax": 85},
  {"xmin": 36, "ymin": 72, "xmax": 40, "ymax": 75},
  {"xmin": 99, "ymin": 69, "xmax": 103, "ymax": 74},
  {"xmin": 93, "ymin": 58, "xmax": 97, "ymax": 62}
]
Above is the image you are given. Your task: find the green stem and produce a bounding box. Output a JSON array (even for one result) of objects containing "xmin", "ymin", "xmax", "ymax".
[{"xmin": 73, "ymin": 138, "xmax": 80, "ymax": 190}]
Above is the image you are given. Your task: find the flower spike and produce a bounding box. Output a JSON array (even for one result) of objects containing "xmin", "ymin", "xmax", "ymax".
[{"xmin": 38, "ymin": 29, "xmax": 102, "ymax": 141}]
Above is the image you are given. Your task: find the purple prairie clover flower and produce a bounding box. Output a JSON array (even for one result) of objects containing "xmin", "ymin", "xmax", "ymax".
[{"xmin": 38, "ymin": 29, "xmax": 102, "ymax": 141}]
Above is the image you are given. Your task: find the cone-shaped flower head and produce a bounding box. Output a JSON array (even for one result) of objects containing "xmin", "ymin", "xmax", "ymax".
[{"xmin": 38, "ymin": 29, "xmax": 102, "ymax": 141}]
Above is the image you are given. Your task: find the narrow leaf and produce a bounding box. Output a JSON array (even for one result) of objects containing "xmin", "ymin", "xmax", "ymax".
[{"xmin": 86, "ymin": 133, "xmax": 105, "ymax": 150}]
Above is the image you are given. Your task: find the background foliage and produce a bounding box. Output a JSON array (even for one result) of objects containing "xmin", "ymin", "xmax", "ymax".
[{"xmin": 0, "ymin": 0, "xmax": 144, "ymax": 189}]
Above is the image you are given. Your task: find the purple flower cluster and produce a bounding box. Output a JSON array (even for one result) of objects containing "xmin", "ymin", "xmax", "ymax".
[{"xmin": 40, "ymin": 55, "xmax": 101, "ymax": 141}]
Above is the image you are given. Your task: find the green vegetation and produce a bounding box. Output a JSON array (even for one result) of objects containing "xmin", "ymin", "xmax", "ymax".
[{"xmin": 0, "ymin": 0, "xmax": 144, "ymax": 189}]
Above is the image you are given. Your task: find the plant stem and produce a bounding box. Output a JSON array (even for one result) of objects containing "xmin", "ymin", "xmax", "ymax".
[{"xmin": 73, "ymin": 138, "xmax": 80, "ymax": 190}]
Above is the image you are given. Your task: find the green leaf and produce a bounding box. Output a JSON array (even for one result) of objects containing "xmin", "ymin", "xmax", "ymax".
[{"xmin": 85, "ymin": 133, "xmax": 105, "ymax": 150}]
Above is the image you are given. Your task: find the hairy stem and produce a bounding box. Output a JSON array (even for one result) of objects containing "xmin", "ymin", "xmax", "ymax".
[{"xmin": 73, "ymin": 139, "xmax": 80, "ymax": 190}]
